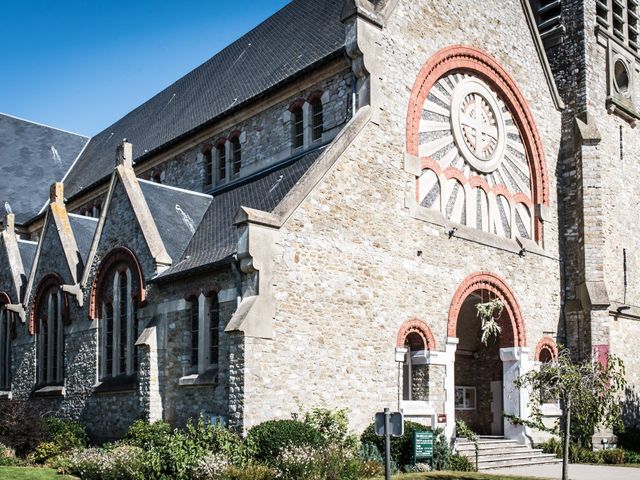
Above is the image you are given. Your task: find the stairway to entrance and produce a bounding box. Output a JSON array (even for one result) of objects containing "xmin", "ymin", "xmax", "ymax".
[{"xmin": 455, "ymin": 437, "xmax": 562, "ymax": 470}]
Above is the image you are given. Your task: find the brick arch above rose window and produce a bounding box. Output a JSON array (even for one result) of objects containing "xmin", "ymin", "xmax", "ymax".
[
  {"xmin": 406, "ymin": 45, "xmax": 550, "ymax": 242},
  {"xmin": 89, "ymin": 247, "xmax": 146, "ymax": 321}
]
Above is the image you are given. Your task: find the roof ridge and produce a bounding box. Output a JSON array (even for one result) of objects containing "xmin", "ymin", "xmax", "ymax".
[
  {"xmin": 0, "ymin": 112, "xmax": 90, "ymax": 138},
  {"xmin": 137, "ymin": 178, "xmax": 213, "ymax": 199}
]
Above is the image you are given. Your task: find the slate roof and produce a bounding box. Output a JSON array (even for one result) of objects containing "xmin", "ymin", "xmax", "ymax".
[
  {"xmin": 63, "ymin": 0, "xmax": 346, "ymax": 200},
  {"xmin": 18, "ymin": 240, "xmax": 37, "ymax": 278},
  {"xmin": 157, "ymin": 147, "xmax": 325, "ymax": 280},
  {"xmin": 0, "ymin": 114, "xmax": 88, "ymax": 224},
  {"xmin": 68, "ymin": 214, "xmax": 99, "ymax": 265},
  {"xmin": 138, "ymin": 180, "xmax": 212, "ymax": 261}
]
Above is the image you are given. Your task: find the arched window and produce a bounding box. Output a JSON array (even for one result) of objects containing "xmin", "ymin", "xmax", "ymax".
[
  {"xmin": 203, "ymin": 147, "xmax": 213, "ymax": 186},
  {"xmin": 397, "ymin": 319, "xmax": 436, "ymax": 402},
  {"xmin": 91, "ymin": 248, "xmax": 145, "ymax": 379},
  {"xmin": 0, "ymin": 294, "xmax": 12, "ymax": 390},
  {"xmin": 291, "ymin": 104, "xmax": 304, "ymax": 149},
  {"xmin": 231, "ymin": 136, "xmax": 241, "ymax": 175},
  {"xmin": 36, "ymin": 285, "xmax": 64, "ymax": 386},
  {"xmin": 310, "ymin": 96, "xmax": 323, "ymax": 142},
  {"xmin": 217, "ymin": 142, "xmax": 227, "ymax": 182}
]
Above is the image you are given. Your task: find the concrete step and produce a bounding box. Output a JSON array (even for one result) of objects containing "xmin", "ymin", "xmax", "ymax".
[
  {"xmin": 459, "ymin": 447, "xmax": 545, "ymax": 457},
  {"xmin": 477, "ymin": 457, "xmax": 563, "ymax": 471},
  {"xmin": 456, "ymin": 442, "xmax": 524, "ymax": 452},
  {"xmin": 475, "ymin": 453, "xmax": 559, "ymax": 465}
]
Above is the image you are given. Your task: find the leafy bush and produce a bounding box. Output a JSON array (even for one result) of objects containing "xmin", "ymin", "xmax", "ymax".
[
  {"xmin": 125, "ymin": 419, "xmax": 173, "ymax": 450},
  {"xmin": 625, "ymin": 449, "xmax": 640, "ymax": 463},
  {"xmin": 247, "ymin": 419, "xmax": 323, "ymax": 462},
  {"xmin": 221, "ymin": 463, "xmax": 277, "ymax": 480},
  {"xmin": 192, "ymin": 452, "xmax": 230, "ymax": 480},
  {"xmin": 601, "ymin": 448, "xmax": 625, "ymax": 464},
  {"xmin": 31, "ymin": 418, "xmax": 88, "ymax": 464},
  {"xmin": 64, "ymin": 448, "xmax": 110, "ymax": 480},
  {"xmin": 431, "ymin": 428, "xmax": 451, "ymax": 470},
  {"xmin": 361, "ymin": 421, "xmax": 438, "ymax": 468},
  {"xmin": 63, "ymin": 445, "xmax": 147, "ymax": 480},
  {"xmin": 0, "ymin": 442, "xmax": 24, "ymax": 467},
  {"xmin": 303, "ymin": 407, "xmax": 358, "ymax": 451},
  {"xmin": 617, "ymin": 426, "xmax": 640, "ymax": 452},
  {"xmin": 0, "ymin": 400, "xmax": 46, "ymax": 456},
  {"xmin": 449, "ymin": 453, "xmax": 475, "ymax": 471},
  {"xmin": 358, "ymin": 460, "xmax": 385, "ymax": 478},
  {"xmin": 273, "ymin": 444, "xmax": 320, "ymax": 479}
]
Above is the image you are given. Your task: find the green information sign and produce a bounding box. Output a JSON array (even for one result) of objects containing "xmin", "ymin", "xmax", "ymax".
[{"xmin": 413, "ymin": 430, "xmax": 434, "ymax": 464}]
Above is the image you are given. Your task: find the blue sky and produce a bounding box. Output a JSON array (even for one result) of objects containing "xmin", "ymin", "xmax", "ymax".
[{"xmin": 0, "ymin": 0, "xmax": 289, "ymax": 136}]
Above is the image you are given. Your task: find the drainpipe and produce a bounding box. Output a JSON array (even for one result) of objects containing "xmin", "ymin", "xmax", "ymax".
[{"xmin": 231, "ymin": 255, "xmax": 242, "ymax": 308}]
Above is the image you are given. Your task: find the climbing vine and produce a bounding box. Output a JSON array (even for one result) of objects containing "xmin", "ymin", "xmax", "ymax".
[{"xmin": 475, "ymin": 298, "xmax": 504, "ymax": 345}]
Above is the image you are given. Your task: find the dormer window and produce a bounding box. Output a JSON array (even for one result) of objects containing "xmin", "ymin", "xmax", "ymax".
[
  {"xmin": 292, "ymin": 105, "xmax": 304, "ymax": 149},
  {"xmin": 231, "ymin": 136, "xmax": 241, "ymax": 175},
  {"xmin": 217, "ymin": 142, "xmax": 226, "ymax": 181},
  {"xmin": 310, "ymin": 96, "xmax": 324, "ymax": 142}
]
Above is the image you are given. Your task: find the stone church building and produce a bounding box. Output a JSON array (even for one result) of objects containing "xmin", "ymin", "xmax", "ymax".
[{"xmin": 0, "ymin": 0, "xmax": 638, "ymax": 445}]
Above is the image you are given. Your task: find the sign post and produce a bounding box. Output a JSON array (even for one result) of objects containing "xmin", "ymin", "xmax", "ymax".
[
  {"xmin": 413, "ymin": 430, "xmax": 434, "ymax": 466},
  {"xmin": 375, "ymin": 409, "xmax": 404, "ymax": 480}
]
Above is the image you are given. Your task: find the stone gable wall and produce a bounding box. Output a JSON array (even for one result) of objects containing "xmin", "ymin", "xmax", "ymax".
[{"xmin": 241, "ymin": 0, "xmax": 563, "ymax": 433}]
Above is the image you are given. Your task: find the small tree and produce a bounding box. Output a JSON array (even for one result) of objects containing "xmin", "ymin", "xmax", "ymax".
[
  {"xmin": 475, "ymin": 298, "xmax": 503, "ymax": 345},
  {"xmin": 511, "ymin": 348, "xmax": 626, "ymax": 480}
]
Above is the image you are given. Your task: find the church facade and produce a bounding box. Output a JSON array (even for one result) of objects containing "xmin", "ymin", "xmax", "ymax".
[{"xmin": 0, "ymin": 0, "xmax": 637, "ymax": 445}]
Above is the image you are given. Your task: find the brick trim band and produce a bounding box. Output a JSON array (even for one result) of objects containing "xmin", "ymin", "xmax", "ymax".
[
  {"xmin": 396, "ymin": 318, "xmax": 436, "ymax": 350},
  {"xmin": 406, "ymin": 45, "xmax": 550, "ymax": 240},
  {"xmin": 534, "ymin": 336, "xmax": 558, "ymax": 361},
  {"xmin": 448, "ymin": 271, "xmax": 526, "ymax": 347},
  {"xmin": 89, "ymin": 247, "xmax": 146, "ymax": 321}
]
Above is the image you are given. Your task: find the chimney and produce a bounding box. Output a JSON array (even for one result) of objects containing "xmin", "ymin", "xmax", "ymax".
[{"xmin": 116, "ymin": 139, "xmax": 133, "ymax": 168}]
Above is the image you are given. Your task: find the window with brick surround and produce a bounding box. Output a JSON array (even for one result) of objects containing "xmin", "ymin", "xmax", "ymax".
[
  {"xmin": 598, "ymin": 0, "xmax": 639, "ymax": 53},
  {"xmin": 311, "ymin": 97, "xmax": 323, "ymax": 142},
  {"xmin": 36, "ymin": 286, "xmax": 64, "ymax": 386},
  {"xmin": 0, "ymin": 302, "xmax": 11, "ymax": 390},
  {"xmin": 292, "ymin": 105, "xmax": 304, "ymax": 149},
  {"xmin": 99, "ymin": 267, "xmax": 139, "ymax": 379},
  {"xmin": 231, "ymin": 136, "xmax": 241, "ymax": 175},
  {"xmin": 217, "ymin": 143, "xmax": 227, "ymax": 181}
]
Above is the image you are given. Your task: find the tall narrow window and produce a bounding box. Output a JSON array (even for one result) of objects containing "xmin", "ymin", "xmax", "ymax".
[
  {"xmin": 190, "ymin": 299, "xmax": 199, "ymax": 368},
  {"xmin": 231, "ymin": 137, "xmax": 241, "ymax": 175},
  {"xmin": 37, "ymin": 287, "xmax": 64, "ymax": 386},
  {"xmin": 0, "ymin": 307, "xmax": 10, "ymax": 390},
  {"xmin": 292, "ymin": 106, "xmax": 304, "ymax": 149},
  {"xmin": 105, "ymin": 303, "xmax": 114, "ymax": 376},
  {"xmin": 204, "ymin": 148, "xmax": 213, "ymax": 186},
  {"xmin": 118, "ymin": 272, "xmax": 128, "ymax": 375},
  {"xmin": 209, "ymin": 295, "xmax": 220, "ymax": 366},
  {"xmin": 217, "ymin": 143, "xmax": 226, "ymax": 181},
  {"xmin": 311, "ymin": 97, "xmax": 323, "ymax": 142}
]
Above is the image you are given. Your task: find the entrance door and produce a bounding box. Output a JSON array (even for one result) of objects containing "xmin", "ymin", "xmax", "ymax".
[{"xmin": 490, "ymin": 380, "xmax": 503, "ymax": 436}]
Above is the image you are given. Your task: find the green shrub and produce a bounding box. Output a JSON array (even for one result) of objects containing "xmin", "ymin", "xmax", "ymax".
[
  {"xmin": 192, "ymin": 452, "xmax": 230, "ymax": 480},
  {"xmin": 625, "ymin": 449, "xmax": 640, "ymax": 463},
  {"xmin": 221, "ymin": 463, "xmax": 277, "ymax": 480},
  {"xmin": 601, "ymin": 448, "xmax": 625, "ymax": 464},
  {"xmin": 361, "ymin": 421, "xmax": 439, "ymax": 468},
  {"xmin": 273, "ymin": 444, "xmax": 320, "ymax": 479},
  {"xmin": 358, "ymin": 459, "xmax": 385, "ymax": 477},
  {"xmin": 247, "ymin": 419, "xmax": 323, "ymax": 462},
  {"xmin": 303, "ymin": 407, "xmax": 358, "ymax": 451},
  {"xmin": 403, "ymin": 462, "xmax": 432, "ymax": 473},
  {"xmin": 0, "ymin": 400, "xmax": 46, "ymax": 456},
  {"xmin": 30, "ymin": 441, "xmax": 63, "ymax": 464},
  {"xmin": 125, "ymin": 419, "xmax": 173, "ymax": 450},
  {"xmin": 64, "ymin": 447, "xmax": 110, "ymax": 480},
  {"xmin": 449, "ymin": 453, "xmax": 475, "ymax": 471},
  {"xmin": 108, "ymin": 445, "xmax": 147, "ymax": 480},
  {"xmin": 30, "ymin": 418, "xmax": 89, "ymax": 464}
]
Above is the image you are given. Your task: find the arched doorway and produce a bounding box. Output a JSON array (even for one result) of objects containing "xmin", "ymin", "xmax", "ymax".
[{"xmin": 447, "ymin": 272, "xmax": 529, "ymax": 441}]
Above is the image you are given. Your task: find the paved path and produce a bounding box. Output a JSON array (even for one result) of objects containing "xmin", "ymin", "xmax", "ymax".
[{"xmin": 485, "ymin": 463, "xmax": 640, "ymax": 479}]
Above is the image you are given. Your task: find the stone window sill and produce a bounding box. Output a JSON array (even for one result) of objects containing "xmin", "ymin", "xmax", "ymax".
[
  {"xmin": 0, "ymin": 390, "xmax": 11, "ymax": 399},
  {"xmin": 179, "ymin": 369, "xmax": 217, "ymax": 387},
  {"xmin": 31, "ymin": 385, "xmax": 64, "ymax": 398},
  {"xmin": 93, "ymin": 374, "xmax": 137, "ymax": 395}
]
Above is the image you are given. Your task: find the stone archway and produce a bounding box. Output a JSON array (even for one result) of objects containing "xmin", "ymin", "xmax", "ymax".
[{"xmin": 445, "ymin": 272, "xmax": 531, "ymax": 443}]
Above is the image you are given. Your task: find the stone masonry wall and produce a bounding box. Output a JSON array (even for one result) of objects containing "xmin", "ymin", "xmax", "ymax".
[{"xmin": 242, "ymin": 0, "xmax": 563, "ymax": 433}]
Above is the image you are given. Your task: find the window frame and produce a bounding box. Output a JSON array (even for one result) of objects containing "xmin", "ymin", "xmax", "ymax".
[
  {"xmin": 310, "ymin": 96, "xmax": 324, "ymax": 142},
  {"xmin": 186, "ymin": 292, "xmax": 221, "ymax": 375},
  {"xmin": 216, "ymin": 141, "xmax": 227, "ymax": 182},
  {"xmin": 36, "ymin": 287, "xmax": 64, "ymax": 386},
  {"xmin": 291, "ymin": 105, "xmax": 304, "ymax": 150},
  {"xmin": 454, "ymin": 386, "xmax": 477, "ymax": 410},
  {"xmin": 230, "ymin": 136, "xmax": 241, "ymax": 175},
  {"xmin": 203, "ymin": 147, "xmax": 213, "ymax": 186}
]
